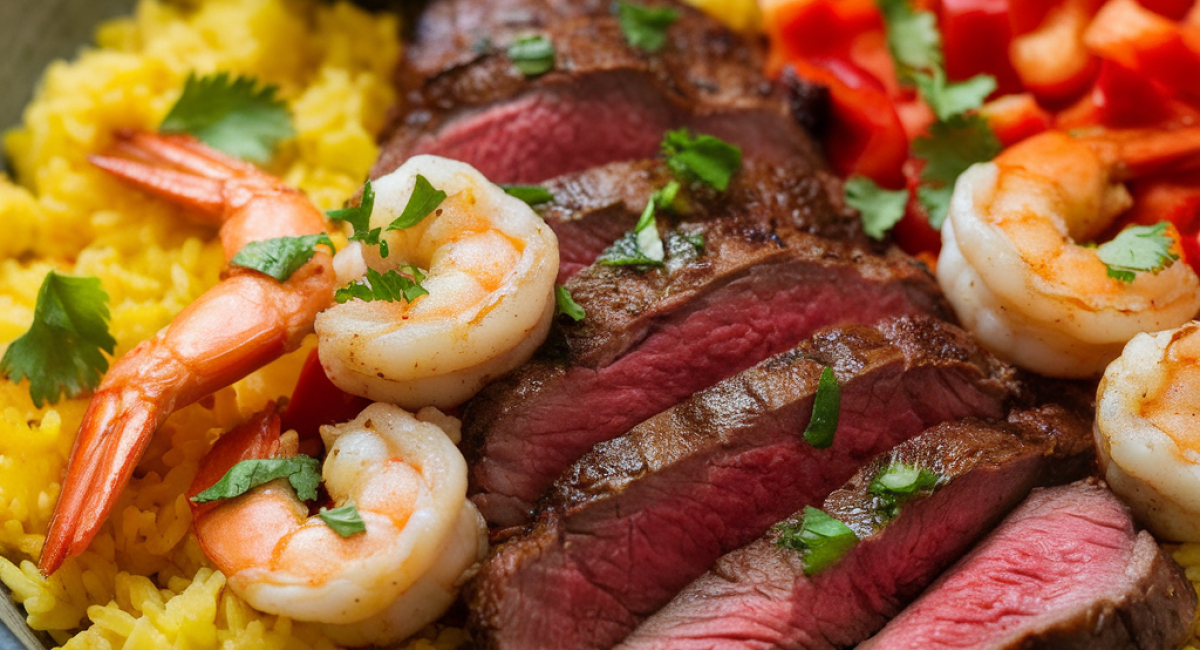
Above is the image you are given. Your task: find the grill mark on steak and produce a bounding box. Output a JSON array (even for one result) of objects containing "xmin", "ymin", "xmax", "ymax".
[
  {"xmin": 375, "ymin": 1, "xmax": 820, "ymax": 183},
  {"xmin": 463, "ymin": 221, "xmax": 949, "ymax": 529},
  {"xmin": 539, "ymin": 157, "xmax": 866, "ymax": 283},
  {"xmin": 859, "ymin": 477, "xmax": 1197, "ymax": 650},
  {"xmin": 465, "ymin": 317, "xmax": 1021, "ymax": 650},
  {"xmin": 617, "ymin": 404, "xmax": 1096, "ymax": 650}
]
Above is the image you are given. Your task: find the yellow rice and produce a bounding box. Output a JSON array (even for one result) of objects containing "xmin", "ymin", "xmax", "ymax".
[{"xmin": 0, "ymin": 0, "xmax": 469, "ymax": 647}]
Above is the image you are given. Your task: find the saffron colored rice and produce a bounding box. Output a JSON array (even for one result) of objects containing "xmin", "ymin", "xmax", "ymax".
[{"xmin": 0, "ymin": 0, "xmax": 465, "ymax": 647}]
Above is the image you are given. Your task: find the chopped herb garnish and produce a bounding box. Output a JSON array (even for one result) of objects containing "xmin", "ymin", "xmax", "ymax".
[
  {"xmin": 319, "ymin": 501, "xmax": 367, "ymax": 537},
  {"xmin": 0, "ymin": 272, "xmax": 115, "ymax": 407},
  {"xmin": 190, "ymin": 455, "xmax": 321, "ymax": 504},
  {"xmin": 508, "ymin": 35, "xmax": 556, "ymax": 77},
  {"xmin": 617, "ymin": 1, "xmax": 679, "ymax": 53},
  {"xmin": 803, "ymin": 366, "xmax": 840, "ymax": 449},
  {"xmin": 875, "ymin": 0, "xmax": 941, "ymax": 81},
  {"xmin": 555, "ymin": 285, "xmax": 586, "ymax": 321},
  {"xmin": 387, "ymin": 174, "xmax": 447, "ymax": 231},
  {"xmin": 869, "ymin": 461, "xmax": 943, "ymax": 519},
  {"xmin": 335, "ymin": 266, "xmax": 429, "ymax": 304},
  {"xmin": 160, "ymin": 72, "xmax": 293, "ymax": 163},
  {"xmin": 1097, "ymin": 222, "xmax": 1180, "ymax": 283},
  {"xmin": 596, "ymin": 183, "xmax": 676, "ymax": 266},
  {"xmin": 329, "ymin": 181, "xmax": 386, "ymax": 255},
  {"xmin": 912, "ymin": 69, "xmax": 997, "ymax": 122},
  {"xmin": 845, "ymin": 176, "xmax": 908, "ymax": 241},
  {"xmin": 776, "ymin": 506, "xmax": 858, "ymax": 575},
  {"xmin": 230, "ymin": 234, "xmax": 335, "ymax": 282},
  {"xmin": 661, "ymin": 129, "xmax": 742, "ymax": 191},
  {"xmin": 911, "ymin": 113, "xmax": 1002, "ymax": 230},
  {"xmin": 502, "ymin": 184, "xmax": 555, "ymax": 206},
  {"xmin": 664, "ymin": 228, "xmax": 706, "ymax": 272}
]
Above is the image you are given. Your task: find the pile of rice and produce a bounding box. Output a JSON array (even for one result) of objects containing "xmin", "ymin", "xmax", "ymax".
[{"xmin": 0, "ymin": 0, "xmax": 462, "ymax": 647}]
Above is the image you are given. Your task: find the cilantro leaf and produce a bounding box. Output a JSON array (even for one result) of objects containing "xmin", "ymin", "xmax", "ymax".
[
  {"xmin": 555, "ymin": 285, "xmax": 586, "ymax": 321},
  {"xmin": 913, "ymin": 70, "xmax": 998, "ymax": 122},
  {"xmin": 388, "ymin": 174, "xmax": 447, "ymax": 231},
  {"xmin": 597, "ymin": 183, "xmax": 677, "ymax": 266},
  {"xmin": 1097, "ymin": 222, "xmax": 1180, "ymax": 283},
  {"xmin": 776, "ymin": 506, "xmax": 858, "ymax": 575},
  {"xmin": 617, "ymin": 1, "xmax": 679, "ymax": 53},
  {"xmin": 190, "ymin": 455, "xmax": 321, "ymax": 503},
  {"xmin": 328, "ymin": 181, "xmax": 385, "ymax": 254},
  {"xmin": 661, "ymin": 129, "xmax": 742, "ymax": 191},
  {"xmin": 803, "ymin": 366, "xmax": 840, "ymax": 449},
  {"xmin": 508, "ymin": 35, "xmax": 556, "ymax": 77},
  {"xmin": 869, "ymin": 461, "xmax": 942, "ymax": 519},
  {"xmin": 502, "ymin": 184, "xmax": 555, "ymax": 206},
  {"xmin": 319, "ymin": 501, "xmax": 367, "ymax": 537},
  {"xmin": 845, "ymin": 176, "xmax": 908, "ymax": 240},
  {"xmin": 0, "ymin": 272, "xmax": 115, "ymax": 407},
  {"xmin": 911, "ymin": 113, "xmax": 1002, "ymax": 229},
  {"xmin": 230, "ymin": 234, "xmax": 334, "ymax": 282},
  {"xmin": 876, "ymin": 0, "xmax": 941, "ymax": 83},
  {"xmin": 335, "ymin": 266, "xmax": 429, "ymax": 304},
  {"xmin": 160, "ymin": 72, "xmax": 293, "ymax": 163}
]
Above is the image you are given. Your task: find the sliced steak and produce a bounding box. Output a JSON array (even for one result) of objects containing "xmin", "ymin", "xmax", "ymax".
[
  {"xmin": 463, "ymin": 221, "xmax": 948, "ymax": 529},
  {"xmin": 618, "ymin": 404, "xmax": 1095, "ymax": 650},
  {"xmin": 540, "ymin": 157, "xmax": 865, "ymax": 283},
  {"xmin": 376, "ymin": 1, "xmax": 819, "ymax": 183},
  {"xmin": 465, "ymin": 317, "xmax": 1021, "ymax": 650},
  {"xmin": 859, "ymin": 478, "xmax": 1196, "ymax": 650}
]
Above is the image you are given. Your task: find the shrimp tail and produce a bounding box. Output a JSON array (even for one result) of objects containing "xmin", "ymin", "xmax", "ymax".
[{"xmin": 38, "ymin": 388, "xmax": 159, "ymax": 575}]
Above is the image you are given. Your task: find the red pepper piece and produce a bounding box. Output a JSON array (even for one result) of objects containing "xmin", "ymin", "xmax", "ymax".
[
  {"xmin": 281, "ymin": 348, "xmax": 371, "ymax": 455},
  {"xmin": 940, "ymin": 0, "xmax": 1024, "ymax": 96}
]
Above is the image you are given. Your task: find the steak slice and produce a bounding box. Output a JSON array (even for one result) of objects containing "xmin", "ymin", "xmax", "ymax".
[
  {"xmin": 465, "ymin": 317, "xmax": 1021, "ymax": 650},
  {"xmin": 617, "ymin": 404, "xmax": 1096, "ymax": 650},
  {"xmin": 376, "ymin": 1, "xmax": 819, "ymax": 183},
  {"xmin": 463, "ymin": 221, "xmax": 949, "ymax": 529},
  {"xmin": 859, "ymin": 478, "xmax": 1197, "ymax": 650},
  {"xmin": 540, "ymin": 158, "xmax": 865, "ymax": 283}
]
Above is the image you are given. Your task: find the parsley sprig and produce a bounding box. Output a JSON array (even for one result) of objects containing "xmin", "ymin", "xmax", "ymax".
[
  {"xmin": 230, "ymin": 234, "xmax": 335, "ymax": 282},
  {"xmin": 335, "ymin": 266, "xmax": 429, "ymax": 304},
  {"xmin": 0, "ymin": 272, "xmax": 115, "ymax": 407},
  {"xmin": 1097, "ymin": 222, "xmax": 1180, "ymax": 283},
  {"xmin": 160, "ymin": 72, "xmax": 294, "ymax": 163},
  {"xmin": 662, "ymin": 129, "xmax": 742, "ymax": 191},
  {"xmin": 597, "ymin": 182, "xmax": 677, "ymax": 266},
  {"xmin": 328, "ymin": 181, "xmax": 385, "ymax": 255},
  {"xmin": 617, "ymin": 1, "xmax": 679, "ymax": 53}
]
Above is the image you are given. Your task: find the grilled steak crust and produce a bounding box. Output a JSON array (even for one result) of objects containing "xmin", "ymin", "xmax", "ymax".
[
  {"xmin": 859, "ymin": 478, "xmax": 1197, "ymax": 650},
  {"xmin": 463, "ymin": 219, "xmax": 949, "ymax": 529},
  {"xmin": 374, "ymin": 0, "xmax": 819, "ymax": 183},
  {"xmin": 618, "ymin": 404, "xmax": 1095, "ymax": 650},
  {"xmin": 465, "ymin": 317, "xmax": 1021, "ymax": 650}
]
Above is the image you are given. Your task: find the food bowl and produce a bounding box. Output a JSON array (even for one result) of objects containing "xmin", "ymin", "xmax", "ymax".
[{"xmin": 1, "ymin": 1, "xmax": 136, "ymax": 647}]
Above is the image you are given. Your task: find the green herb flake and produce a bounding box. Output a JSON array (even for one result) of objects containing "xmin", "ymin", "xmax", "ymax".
[
  {"xmin": 190, "ymin": 455, "xmax": 321, "ymax": 504},
  {"xmin": 0, "ymin": 272, "xmax": 115, "ymax": 408},
  {"xmin": 335, "ymin": 266, "xmax": 429, "ymax": 304},
  {"xmin": 845, "ymin": 176, "xmax": 908, "ymax": 241},
  {"xmin": 868, "ymin": 461, "xmax": 943, "ymax": 519},
  {"xmin": 1097, "ymin": 222, "xmax": 1180, "ymax": 283},
  {"xmin": 911, "ymin": 113, "xmax": 1002, "ymax": 230},
  {"xmin": 160, "ymin": 72, "xmax": 294, "ymax": 163},
  {"xmin": 501, "ymin": 184, "xmax": 555, "ymax": 206},
  {"xmin": 803, "ymin": 366, "xmax": 840, "ymax": 450},
  {"xmin": 319, "ymin": 501, "xmax": 368, "ymax": 537},
  {"xmin": 875, "ymin": 0, "xmax": 941, "ymax": 82},
  {"xmin": 508, "ymin": 35, "xmax": 556, "ymax": 77},
  {"xmin": 328, "ymin": 181, "xmax": 384, "ymax": 252},
  {"xmin": 555, "ymin": 285, "xmax": 586, "ymax": 321},
  {"xmin": 775, "ymin": 506, "xmax": 858, "ymax": 575},
  {"xmin": 913, "ymin": 70, "xmax": 998, "ymax": 122},
  {"xmin": 661, "ymin": 129, "xmax": 742, "ymax": 191},
  {"xmin": 597, "ymin": 184, "xmax": 678, "ymax": 266},
  {"xmin": 387, "ymin": 174, "xmax": 447, "ymax": 231},
  {"xmin": 617, "ymin": 1, "xmax": 679, "ymax": 53},
  {"xmin": 230, "ymin": 234, "xmax": 335, "ymax": 282}
]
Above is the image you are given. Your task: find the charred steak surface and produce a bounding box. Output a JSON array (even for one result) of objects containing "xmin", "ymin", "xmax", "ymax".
[
  {"xmin": 618, "ymin": 404, "xmax": 1095, "ymax": 650},
  {"xmin": 465, "ymin": 317, "xmax": 1020, "ymax": 650}
]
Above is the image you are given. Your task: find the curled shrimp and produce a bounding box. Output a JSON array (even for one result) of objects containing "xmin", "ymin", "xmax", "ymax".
[
  {"xmin": 189, "ymin": 402, "xmax": 487, "ymax": 647},
  {"xmin": 1096, "ymin": 322, "xmax": 1200, "ymax": 542},
  {"xmin": 315, "ymin": 155, "xmax": 559, "ymax": 408},
  {"xmin": 937, "ymin": 128, "xmax": 1200, "ymax": 377},
  {"xmin": 38, "ymin": 132, "xmax": 337, "ymax": 575}
]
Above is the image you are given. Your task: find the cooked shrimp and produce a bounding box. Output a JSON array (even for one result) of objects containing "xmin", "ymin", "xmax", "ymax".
[
  {"xmin": 38, "ymin": 132, "xmax": 337, "ymax": 575},
  {"xmin": 937, "ymin": 127, "xmax": 1200, "ymax": 377},
  {"xmin": 189, "ymin": 402, "xmax": 487, "ymax": 647},
  {"xmin": 1096, "ymin": 322, "xmax": 1200, "ymax": 542},
  {"xmin": 315, "ymin": 155, "xmax": 559, "ymax": 408}
]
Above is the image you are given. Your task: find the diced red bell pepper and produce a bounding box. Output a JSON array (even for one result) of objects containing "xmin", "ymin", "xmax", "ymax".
[
  {"xmin": 1085, "ymin": 0, "xmax": 1200, "ymax": 100},
  {"xmin": 1009, "ymin": 0, "xmax": 1103, "ymax": 104},
  {"xmin": 790, "ymin": 58, "xmax": 910, "ymax": 187},
  {"xmin": 281, "ymin": 348, "xmax": 371, "ymax": 456},
  {"xmin": 890, "ymin": 158, "xmax": 944, "ymax": 257},
  {"xmin": 1136, "ymin": 0, "xmax": 1194, "ymax": 20},
  {"xmin": 940, "ymin": 0, "xmax": 1024, "ymax": 96},
  {"xmin": 763, "ymin": 0, "xmax": 883, "ymax": 76},
  {"xmin": 979, "ymin": 93, "xmax": 1052, "ymax": 146}
]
